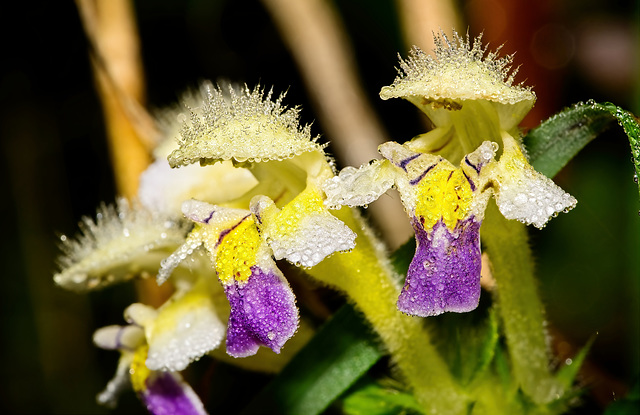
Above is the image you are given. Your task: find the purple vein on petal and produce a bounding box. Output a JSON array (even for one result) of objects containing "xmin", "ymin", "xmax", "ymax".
[
  {"xmin": 398, "ymin": 153, "xmax": 421, "ymax": 171},
  {"xmin": 215, "ymin": 215, "xmax": 251, "ymax": 248},
  {"xmin": 409, "ymin": 163, "xmax": 437, "ymax": 185}
]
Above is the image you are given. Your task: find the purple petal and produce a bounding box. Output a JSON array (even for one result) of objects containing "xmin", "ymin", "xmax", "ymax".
[
  {"xmin": 225, "ymin": 265, "xmax": 299, "ymax": 357},
  {"xmin": 397, "ymin": 218, "xmax": 482, "ymax": 317},
  {"xmin": 141, "ymin": 372, "xmax": 207, "ymax": 415}
]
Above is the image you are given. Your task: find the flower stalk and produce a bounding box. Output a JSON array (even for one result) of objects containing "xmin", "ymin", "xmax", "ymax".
[
  {"xmin": 306, "ymin": 208, "xmax": 468, "ymax": 413},
  {"xmin": 482, "ymin": 201, "xmax": 562, "ymax": 404}
]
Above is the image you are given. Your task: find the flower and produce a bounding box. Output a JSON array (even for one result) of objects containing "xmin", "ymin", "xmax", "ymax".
[
  {"xmin": 158, "ymin": 200, "xmax": 300, "ymax": 358},
  {"xmin": 323, "ymin": 31, "xmax": 577, "ymax": 317},
  {"xmin": 156, "ymin": 82, "xmax": 357, "ymax": 357},
  {"xmin": 93, "ymin": 304, "xmax": 209, "ymax": 415},
  {"xmin": 55, "ymin": 81, "xmax": 357, "ymax": 413}
]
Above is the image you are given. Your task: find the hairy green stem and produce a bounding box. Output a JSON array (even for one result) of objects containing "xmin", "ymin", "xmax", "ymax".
[
  {"xmin": 307, "ymin": 208, "xmax": 467, "ymax": 414},
  {"xmin": 482, "ymin": 201, "xmax": 562, "ymax": 404}
]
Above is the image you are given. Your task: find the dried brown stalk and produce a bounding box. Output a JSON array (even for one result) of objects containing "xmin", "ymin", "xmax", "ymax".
[{"xmin": 262, "ymin": 0, "xmax": 413, "ymax": 248}]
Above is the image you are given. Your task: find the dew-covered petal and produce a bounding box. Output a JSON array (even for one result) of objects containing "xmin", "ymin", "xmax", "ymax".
[
  {"xmin": 140, "ymin": 372, "xmax": 208, "ymax": 415},
  {"xmin": 379, "ymin": 31, "xmax": 535, "ymax": 130},
  {"xmin": 493, "ymin": 133, "xmax": 577, "ymax": 229},
  {"xmin": 251, "ymin": 187, "xmax": 356, "ymax": 268},
  {"xmin": 398, "ymin": 218, "xmax": 482, "ymax": 317},
  {"xmin": 378, "ymin": 141, "xmax": 445, "ymax": 214},
  {"xmin": 157, "ymin": 200, "xmax": 251, "ymax": 285},
  {"xmin": 168, "ymin": 199, "xmax": 300, "ymax": 357},
  {"xmin": 460, "ymin": 141, "xmax": 498, "ymax": 181},
  {"xmin": 224, "ymin": 264, "xmax": 299, "ymax": 358},
  {"xmin": 380, "ymin": 141, "xmax": 480, "ymax": 229},
  {"xmin": 54, "ymin": 199, "xmax": 189, "ymax": 292},
  {"xmin": 168, "ymin": 82, "xmax": 325, "ymax": 167},
  {"xmin": 322, "ymin": 160, "xmax": 396, "ymax": 209},
  {"xmin": 145, "ymin": 278, "xmax": 225, "ymax": 372}
]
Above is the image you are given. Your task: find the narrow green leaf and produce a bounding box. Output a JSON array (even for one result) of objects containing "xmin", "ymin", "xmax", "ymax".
[
  {"xmin": 524, "ymin": 101, "xmax": 640, "ymax": 199},
  {"xmin": 524, "ymin": 101, "xmax": 613, "ymax": 178},
  {"xmin": 555, "ymin": 336, "xmax": 595, "ymax": 391},
  {"xmin": 342, "ymin": 379, "xmax": 424, "ymax": 415},
  {"xmin": 433, "ymin": 303, "xmax": 499, "ymax": 387},
  {"xmin": 492, "ymin": 346, "xmax": 514, "ymax": 394},
  {"xmin": 241, "ymin": 305, "xmax": 383, "ymax": 415}
]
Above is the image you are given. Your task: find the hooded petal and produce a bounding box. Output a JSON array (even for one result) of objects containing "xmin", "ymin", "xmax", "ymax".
[
  {"xmin": 492, "ymin": 133, "xmax": 577, "ymax": 228},
  {"xmin": 54, "ymin": 199, "xmax": 189, "ymax": 292},
  {"xmin": 380, "ymin": 31, "xmax": 535, "ymax": 131},
  {"xmin": 168, "ymin": 82, "xmax": 325, "ymax": 167},
  {"xmin": 250, "ymin": 186, "xmax": 356, "ymax": 267}
]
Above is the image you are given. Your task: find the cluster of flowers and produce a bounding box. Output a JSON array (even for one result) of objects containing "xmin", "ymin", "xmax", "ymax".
[{"xmin": 55, "ymin": 32, "xmax": 575, "ymax": 413}]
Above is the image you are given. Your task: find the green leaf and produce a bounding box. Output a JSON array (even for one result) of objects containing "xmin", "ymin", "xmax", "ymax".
[
  {"xmin": 241, "ymin": 305, "xmax": 384, "ymax": 415},
  {"xmin": 524, "ymin": 101, "xmax": 613, "ymax": 178},
  {"xmin": 555, "ymin": 336, "xmax": 595, "ymax": 391},
  {"xmin": 524, "ymin": 101, "xmax": 640, "ymax": 198},
  {"xmin": 432, "ymin": 303, "xmax": 499, "ymax": 387},
  {"xmin": 543, "ymin": 337, "xmax": 597, "ymax": 415},
  {"xmin": 342, "ymin": 378, "xmax": 424, "ymax": 415}
]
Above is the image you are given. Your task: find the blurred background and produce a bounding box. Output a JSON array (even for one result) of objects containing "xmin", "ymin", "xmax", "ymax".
[{"xmin": 0, "ymin": 0, "xmax": 637, "ymax": 413}]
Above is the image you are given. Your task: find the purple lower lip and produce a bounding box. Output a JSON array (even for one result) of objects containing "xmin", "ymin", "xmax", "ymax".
[{"xmin": 397, "ymin": 217, "xmax": 482, "ymax": 317}]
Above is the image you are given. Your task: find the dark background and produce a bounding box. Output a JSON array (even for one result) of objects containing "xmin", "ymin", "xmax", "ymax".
[{"xmin": 0, "ymin": 0, "xmax": 637, "ymax": 413}]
